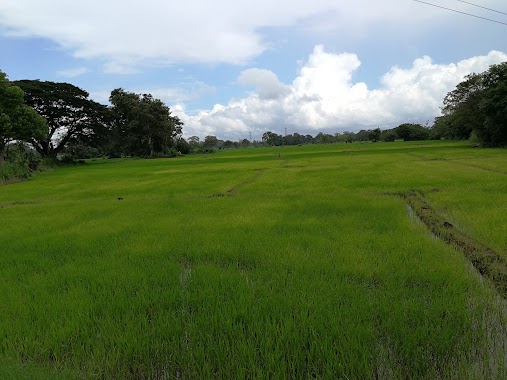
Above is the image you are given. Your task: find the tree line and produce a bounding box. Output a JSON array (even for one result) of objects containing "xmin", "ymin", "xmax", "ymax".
[
  {"xmin": 1, "ymin": 72, "xmax": 184, "ymax": 179},
  {"xmin": 1, "ymin": 61, "xmax": 506, "ymax": 178},
  {"xmin": 187, "ymin": 123, "xmax": 437, "ymax": 150},
  {"xmin": 256, "ymin": 123, "xmax": 434, "ymax": 147},
  {"xmin": 185, "ymin": 62, "xmax": 507, "ymax": 149},
  {"xmin": 433, "ymin": 61, "xmax": 507, "ymax": 147}
]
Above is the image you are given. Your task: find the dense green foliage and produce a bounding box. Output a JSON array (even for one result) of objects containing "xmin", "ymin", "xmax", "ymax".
[
  {"xmin": 107, "ymin": 88, "xmax": 183, "ymax": 158},
  {"xmin": 0, "ymin": 143, "xmax": 48, "ymax": 181},
  {"xmin": 5, "ymin": 75, "xmax": 184, "ymax": 162},
  {"xmin": 436, "ymin": 62, "xmax": 507, "ymax": 146},
  {"xmin": 0, "ymin": 72, "xmax": 46, "ymax": 166},
  {"xmin": 12, "ymin": 80, "xmax": 109, "ymax": 157},
  {"xmin": 0, "ymin": 141, "xmax": 506, "ymax": 379},
  {"xmin": 394, "ymin": 123, "xmax": 431, "ymax": 141},
  {"xmin": 1, "ymin": 69, "xmax": 186, "ymax": 180}
]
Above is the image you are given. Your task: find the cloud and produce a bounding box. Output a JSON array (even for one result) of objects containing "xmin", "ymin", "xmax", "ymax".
[
  {"xmin": 238, "ymin": 68, "xmax": 290, "ymax": 99},
  {"xmin": 0, "ymin": 0, "xmax": 475, "ymax": 69},
  {"xmin": 137, "ymin": 82, "xmax": 216, "ymax": 103},
  {"xmin": 56, "ymin": 66, "xmax": 89, "ymax": 78},
  {"xmin": 89, "ymin": 81, "xmax": 215, "ymax": 105},
  {"xmin": 103, "ymin": 62, "xmax": 139, "ymax": 75},
  {"xmin": 176, "ymin": 46, "xmax": 507, "ymax": 140}
]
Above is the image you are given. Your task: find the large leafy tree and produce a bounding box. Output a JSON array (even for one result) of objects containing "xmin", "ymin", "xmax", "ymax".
[
  {"xmin": 0, "ymin": 71, "xmax": 46, "ymax": 165},
  {"xmin": 109, "ymin": 88, "xmax": 183, "ymax": 157},
  {"xmin": 12, "ymin": 80, "xmax": 110, "ymax": 157},
  {"xmin": 441, "ymin": 73, "xmax": 484, "ymax": 140},
  {"xmin": 478, "ymin": 63, "xmax": 507, "ymax": 146},
  {"xmin": 394, "ymin": 123, "xmax": 430, "ymax": 141},
  {"xmin": 262, "ymin": 131, "xmax": 282, "ymax": 146},
  {"xmin": 203, "ymin": 135, "xmax": 219, "ymax": 148},
  {"xmin": 187, "ymin": 136, "xmax": 200, "ymax": 148},
  {"xmin": 439, "ymin": 62, "xmax": 507, "ymax": 146}
]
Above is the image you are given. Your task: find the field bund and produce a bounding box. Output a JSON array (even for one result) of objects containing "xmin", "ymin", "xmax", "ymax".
[{"xmin": 1, "ymin": 141, "xmax": 506, "ymax": 379}]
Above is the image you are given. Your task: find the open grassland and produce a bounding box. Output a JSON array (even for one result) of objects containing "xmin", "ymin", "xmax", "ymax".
[{"xmin": 0, "ymin": 141, "xmax": 506, "ymax": 379}]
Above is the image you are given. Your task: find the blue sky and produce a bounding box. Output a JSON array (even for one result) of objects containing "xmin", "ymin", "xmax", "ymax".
[{"xmin": 1, "ymin": 0, "xmax": 506, "ymax": 140}]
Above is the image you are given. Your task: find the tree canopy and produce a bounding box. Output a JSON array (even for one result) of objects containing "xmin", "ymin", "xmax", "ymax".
[
  {"xmin": 0, "ymin": 72, "xmax": 46, "ymax": 165},
  {"xmin": 439, "ymin": 62, "xmax": 507, "ymax": 147},
  {"xmin": 108, "ymin": 88, "xmax": 183, "ymax": 157},
  {"xmin": 394, "ymin": 123, "xmax": 430, "ymax": 141},
  {"xmin": 12, "ymin": 80, "xmax": 109, "ymax": 157}
]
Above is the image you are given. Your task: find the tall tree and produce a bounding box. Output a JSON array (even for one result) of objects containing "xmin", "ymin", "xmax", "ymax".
[
  {"xmin": 368, "ymin": 128, "xmax": 381, "ymax": 142},
  {"xmin": 175, "ymin": 138, "xmax": 191, "ymax": 154},
  {"xmin": 314, "ymin": 132, "xmax": 335, "ymax": 144},
  {"xmin": 0, "ymin": 72, "xmax": 46, "ymax": 165},
  {"xmin": 441, "ymin": 73, "xmax": 484, "ymax": 140},
  {"xmin": 109, "ymin": 89, "xmax": 183, "ymax": 157},
  {"xmin": 478, "ymin": 63, "xmax": 507, "ymax": 146},
  {"xmin": 13, "ymin": 80, "xmax": 109, "ymax": 157},
  {"xmin": 394, "ymin": 123, "xmax": 430, "ymax": 141},
  {"xmin": 203, "ymin": 135, "xmax": 219, "ymax": 148},
  {"xmin": 439, "ymin": 62, "xmax": 507, "ymax": 146},
  {"xmin": 187, "ymin": 136, "xmax": 200, "ymax": 148},
  {"xmin": 262, "ymin": 131, "xmax": 282, "ymax": 146}
]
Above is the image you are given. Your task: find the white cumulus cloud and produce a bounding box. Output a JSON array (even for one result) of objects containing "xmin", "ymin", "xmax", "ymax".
[
  {"xmin": 0, "ymin": 0, "xmax": 482, "ymax": 69},
  {"xmin": 238, "ymin": 68, "xmax": 290, "ymax": 100},
  {"xmin": 56, "ymin": 66, "xmax": 90, "ymax": 78},
  {"xmin": 176, "ymin": 46, "xmax": 507, "ymax": 140}
]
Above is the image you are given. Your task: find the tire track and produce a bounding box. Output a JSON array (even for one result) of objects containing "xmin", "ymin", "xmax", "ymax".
[
  {"xmin": 390, "ymin": 190, "xmax": 507, "ymax": 298},
  {"xmin": 199, "ymin": 169, "xmax": 265, "ymax": 198}
]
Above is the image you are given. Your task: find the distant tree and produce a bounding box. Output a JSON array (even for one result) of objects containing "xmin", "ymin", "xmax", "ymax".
[
  {"xmin": 223, "ymin": 140, "xmax": 234, "ymax": 149},
  {"xmin": 0, "ymin": 72, "xmax": 46, "ymax": 165},
  {"xmin": 282, "ymin": 134, "xmax": 294, "ymax": 146},
  {"xmin": 314, "ymin": 132, "xmax": 335, "ymax": 144},
  {"xmin": 336, "ymin": 131, "xmax": 355, "ymax": 143},
  {"xmin": 175, "ymin": 137, "xmax": 191, "ymax": 154},
  {"xmin": 13, "ymin": 80, "xmax": 109, "ymax": 158},
  {"xmin": 394, "ymin": 123, "xmax": 430, "ymax": 141},
  {"xmin": 216, "ymin": 139, "xmax": 225, "ymax": 149},
  {"xmin": 380, "ymin": 129, "xmax": 397, "ymax": 142},
  {"xmin": 262, "ymin": 131, "xmax": 283, "ymax": 146},
  {"xmin": 203, "ymin": 135, "xmax": 219, "ymax": 148},
  {"xmin": 109, "ymin": 88, "xmax": 183, "ymax": 157},
  {"xmin": 292, "ymin": 133, "xmax": 306, "ymax": 145},
  {"xmin": 240, "ymin": 138, "xmax": 251, "ymax": 147},
  {"xmin": 187, "ymin": 136, "xmax": 200, "ymax": 148},
  {"xmin": 355, "ymin": 130, "xmax": 370, "ymax": 141},
  {"xmin": 368, "ymin": 128, "xmax": 381, "ymax": 142}
]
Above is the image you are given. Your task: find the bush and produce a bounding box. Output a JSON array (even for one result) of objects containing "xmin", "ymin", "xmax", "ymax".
[
  {"xmin": 0, "ymin": 143, "xmax": 46, "ymax": 182},
  {"xmin": 0, "ymin": 143, "xmax": 70, "ymax": 183},
  {"xmin": 192, "ymin": 147, "xmax": 215, "ymax": 154}
]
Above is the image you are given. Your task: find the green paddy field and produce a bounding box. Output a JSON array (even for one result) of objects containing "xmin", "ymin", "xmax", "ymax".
[{"xmin": 0, "ymin": 141, "xmax": 506, "ymax": 379}]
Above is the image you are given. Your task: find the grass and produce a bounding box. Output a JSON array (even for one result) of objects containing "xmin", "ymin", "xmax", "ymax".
[{"xmin": 0, "ymin": 141, "xmax": 506, "ymax": 379}]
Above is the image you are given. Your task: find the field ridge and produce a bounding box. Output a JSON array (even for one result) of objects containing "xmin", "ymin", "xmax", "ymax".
[{"xmin": 396, "ymin": 190, "xmax": 507, "ymax": 297}]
